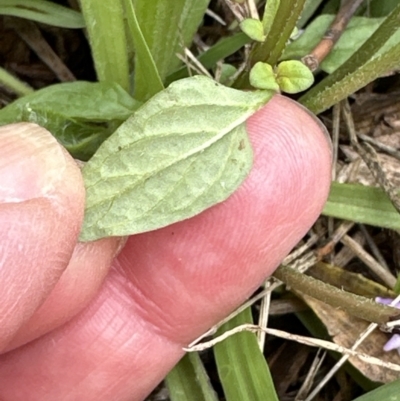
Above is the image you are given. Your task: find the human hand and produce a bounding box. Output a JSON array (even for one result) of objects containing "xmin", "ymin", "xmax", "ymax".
[{"xmin": 0, "ymin": 95, "xmax": 331, "ymax": 400}]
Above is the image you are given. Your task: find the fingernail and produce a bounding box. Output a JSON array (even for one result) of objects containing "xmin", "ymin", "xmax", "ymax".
[{"xmin": 0, "ymin": 123, "xmax": 67, "ymax": 202}]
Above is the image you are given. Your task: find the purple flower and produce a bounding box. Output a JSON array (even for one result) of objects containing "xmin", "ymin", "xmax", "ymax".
[{"xmin": 376, "ymin": 297, "xmax": 400, "ymax": 354}]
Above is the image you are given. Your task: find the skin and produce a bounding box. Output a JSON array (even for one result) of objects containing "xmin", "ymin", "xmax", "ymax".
[{"xmin": 0, "ymin": 95, "xmax": 331, "ymax": 400}]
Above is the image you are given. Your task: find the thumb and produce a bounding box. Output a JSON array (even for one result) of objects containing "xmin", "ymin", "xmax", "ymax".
[
  {"xmin": 0, "ymin": 123, "xmax": 85, "ymax": 350},
  {"xmin": 0, "ymin": 96, "xmax": 332, "ymax": 401}
]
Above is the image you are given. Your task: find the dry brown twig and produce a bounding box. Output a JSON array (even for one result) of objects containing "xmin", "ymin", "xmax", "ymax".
[
  {"xmin": 302, "ymin": 0, "xmax": 365, "ymax": 71},
  {"xmin": 11, "ymin": 18, "xmax": 76, "ymax": 81},
  {"xmin": 342, "ymin": 98, "xmax": 400, "ymax": 214}
]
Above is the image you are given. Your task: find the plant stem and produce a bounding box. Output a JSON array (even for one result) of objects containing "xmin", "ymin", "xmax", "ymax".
[
  {"xmin": 302, "ymin": 0, "xmax": 365, "ymax": 71},
  {"xmin": 300, "ymin": 2, "xmax": 400, "ymax": 113},
  {"xmin": 273, "ymin": 265, "xmax": 399, "ymax": 324},
  {"xmin": 234, "ymin": 0, "xmax": 306, "ymax": 88}
]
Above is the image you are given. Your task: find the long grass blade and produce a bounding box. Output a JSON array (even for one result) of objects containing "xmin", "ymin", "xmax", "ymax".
[
  {"xmin": 166, "ymin": 352, "xmax": 219, "ymax": 401},
  {"xmin": 213, "ymin": 307, "xmax": 279, "ymax": 401},
  {"xmin": 323, "ymin": 182, "xmax": 400, "ymax": 230}
]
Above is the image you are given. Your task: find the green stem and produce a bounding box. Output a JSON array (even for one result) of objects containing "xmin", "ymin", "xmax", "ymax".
[
  {"xmin": 0, "ymin": 67, "xmax": 33, "ymax": 96},
  {"xmin": 234, "ymin": 0, "xmax": 306, "ymax": 88},
  {"xmin": 254, "ymin": 0, "xmax": 306, "ymax": 66},
  {"xmin": 273, "ymin": 265, "xmax": 399, "ymax": 324}
]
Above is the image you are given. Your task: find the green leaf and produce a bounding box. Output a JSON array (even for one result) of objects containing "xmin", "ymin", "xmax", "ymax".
[
  {"xmin": 218, "ymin": 64, "xmax": 237, "ymax": 85},
  {"xmin": 0, "ymin": 81, "xmax": 139, "ymax": 123},
  {"xmin": 166, "ymin": 353, "xmax": 219, "ymax": 401},
  {"xmin": 0, "ymin": 81, "xmax": 139, "ymax": 160},
  {"xmin": 351, "ymin": 379, "xmax": 400, "ymax": 401},
  {"xmin": 123, "ymin": 0, "xmax": 164, "ymax": 101},
  {"xmin": 249, "ymin": 62, "xmax": 280, "ymax": 91},
  {"xmin": 275, "ymin": 60, "xmax": 314, "ymax": 93},
  {"xmin": 80, "ymin": 0, "xmax": 130, "ymax": 91},
  {"xmin": 133, "ymin": 0, "xmax": 210, "ymax": 81},
  {"xmin": 323, "ymin": 182, "xmax": 400, "ymax": 230},
  {"xmin": 361, "ymin": 0, "xmax": 399, "ymax": 17},
  {"xmin": 261, "ymin": 0, "xmax": 280, "ymax": 37},
  {"xmin": 301, "ymin": 40, "xmax": 400, "ymax": 114},
  {"xmin": 240, "ymin": 18, "xmax": 266, "ymax": 42},
  {"xmin": 394, "ymin": 275, "xmax": 400, "ymax": 295},
  {"xmin": 165, "ymin": 33, "xmax": 250, "ymax": 85},
  {"xmin": 282, "ymin": 15, "xmax": 398, "ymax": 73},
  {"xmin": 300, "ymin": 4, "xmax": 400, "ymax": 114},
  {"xmin": 214, "ymin": 307, "xmax": 279, "ymax": 401},
  {"xmin": 0, "ymin": 0, "xmax": 85, "ymax": 29},
  {"xmin": 234, "ymin": 0, "xmax": 306, "ymax": 88},
  {"xmin": 79, "ymin": 76, "xmax": 273, "ymax": 241},
  {"xmin": 0, "ymin": 67, "xmax": 33, "ymax": 97},
  {"xmin": 251, "ymin": 0, "xmax": 307, "ymax": 66},
  {"xmin": 298, "ymin": 0, "xmax": 325, "ymax": 28}
]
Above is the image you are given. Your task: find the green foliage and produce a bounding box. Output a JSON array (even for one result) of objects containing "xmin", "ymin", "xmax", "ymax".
[
  {"xmin": 132, "ymin": 0, "xmax": 210, "ymax": 82},
  {"xmin": 80, "ymin": 0, "xmax": 130, "ymax": 91},
  {"xmin": 0, "ymin": 81, "xmax": 139, "ymax": 160},
  {"xmin": 351, "ymin": 379, "xmax": 400, "ymax": 401},
  {"xmin": 274, "ymin": 60, "xmax": 314, "ymax": 93},
  {"xmin": 0, "ymin": 0, "xmax": 85, "ymax": 28},
  {"xmin": 166, "ymin": 353, "xmax": 219, "ymax": 401},
  {"xmin": 251, "ymin": 0, "xmax": 307, "ymax": 66},
  {"xmin": 0, "ymin": 67, "xmax": 33, "ymax": 97},
  {"xmin": 240, "ymin": 18, "xmax": 266, "ymax": 42},
  {"xmin": 394, "ymin": 275, "xmax": 400, "ymax": 296},
  {"xmin": 166, "ymin": 33, "xmax": 250, "ymax": 84},
  {"xmin": 283, "ymin": 15, "xmax": 400, "ymax": 73},
  {"xmin": 298, "ymin": 0, "xmax": 325, "ymax": 28},
  {"xmin": 360, "ymin": 0, "xmax": 399, "ymax": 17},
  {"xmin": 4, "ymin": 1, "xmax": 400, "ymax": 398},
  {"xmin": 214, "ymin": 307, "xmax": 279, "ymax": 401},
  {"xmin": 79, "ymin": 76, "xmax": 272, "ymax": 241},
  {"xmin": 249, "ymin": 61, "xmax": 313, "ymax": 93},
  {"xmin": 249, "ymin": 62, "xmax": 280, "ymax": 91},
  {"xmin": 261, "ymin": 0, "xmax": 280, "ymax": 37},
  {"xmin": 300, "ymin": 3, "xmax": 400, "ymax": 114},
  {"xmin": 123, "ymin": 0, "xmax": 164, "ymax": 101},
  {"xmin": 323, "ymin": 183, "xmax": 400, "ymax": 231},
  {"xmin": 218, "ymin": 64, "xmax": 238, "ymax": 85}
]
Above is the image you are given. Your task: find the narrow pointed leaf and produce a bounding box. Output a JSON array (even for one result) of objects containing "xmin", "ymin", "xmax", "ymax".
[
  {"xmin": 300, "ymin": 4, "xmax": 400, "ymax": 114},
  {"xmin": 262, "ymin": 0, "xmax": 280, "ymax": 37},
  {"xmin": 323, "ymin": 182, "xmax": 400, "ymax": 230},
  {"xmin": 80, "ymin": 76, "xmax": 272, "ymax": 241},
  {"xmin": 166, "ymin": 353, "xmax": 219, "ymax": 401},
  {"xmin": 351, "ymin": 378, "xmax": 400, "ymax": 401},
  {"xmin": 214, "ymin": 307, "xmax": 279, "ymax": 401},
  {"xmin": 0, "ymin": 0, "xmax": 85, "ymax": 29},
  {"xmin": 133, "ymin": 0, "xmax": 210, "ymax": 81},
  {"xmin": 80, "ymin": 0, "xmax": 129, "ymax": 90},
  {"xmin": 123, "ymin": 0, "xmax": 164, "ymax": 101}
]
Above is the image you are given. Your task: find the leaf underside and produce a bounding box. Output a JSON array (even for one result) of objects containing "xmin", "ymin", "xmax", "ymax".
[{"xmin": 80, "ymin": 76, "xmax": 272, "ymax": 241}]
